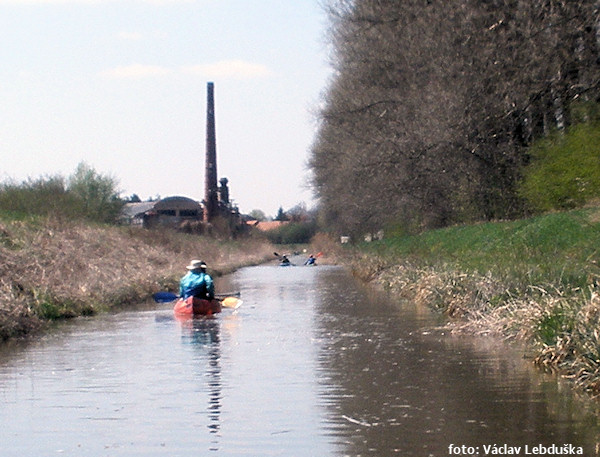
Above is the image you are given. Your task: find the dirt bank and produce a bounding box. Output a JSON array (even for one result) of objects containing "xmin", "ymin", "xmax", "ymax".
[{"xmin": 0, "ymin": 217, "xmax": 273, "ymax": 341}]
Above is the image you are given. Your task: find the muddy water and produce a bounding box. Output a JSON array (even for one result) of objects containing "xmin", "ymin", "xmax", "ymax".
[{"xmin": 1, "ymin": 263, "xmax": 599, "ymax": 456}]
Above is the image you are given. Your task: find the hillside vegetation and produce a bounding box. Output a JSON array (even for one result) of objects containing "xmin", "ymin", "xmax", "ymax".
[{"xmin": 350, "ymin": 206, "xmax": 600, "ymax": 394}]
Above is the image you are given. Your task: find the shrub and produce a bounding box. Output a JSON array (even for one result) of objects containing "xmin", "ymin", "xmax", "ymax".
[
  {"xmin": 519, "ymin": 122, "xmax": 600, "ymax": 212},
  {"xmin": 265, "ymin": 221, "xmax": 317, "ymax": 244},
  {"xmin": 67, "ymin": 162, "xmax": 123, "ymax": 223},
  {"xmin": 0, "ymin": 175, "xmax": 78, "ymax": 219},
  {"xmin": 0, "ymin": 163, "xmax": 123, "ymax": 224}
]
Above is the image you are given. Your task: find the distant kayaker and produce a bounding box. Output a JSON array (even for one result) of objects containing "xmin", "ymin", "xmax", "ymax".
[
  {"xmin": 304, "ymin": 255, "xmax": 316, "ymax": 266},
  {"xmin": 179, "ymin": 259, "xmax": 215, "ymax": 300},
  {"xmin": 280, "ymin": 255, "xmax": 291, "ymax": 266}
]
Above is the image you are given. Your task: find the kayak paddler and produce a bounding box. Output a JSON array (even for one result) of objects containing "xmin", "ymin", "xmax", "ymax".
[
  {"xmin": 179, "ymin": 259, "xmax": 215, "ymax": 300},
  {"xmin": 304, "ymin": 254, "xmax": 317, "ymax": 266}
]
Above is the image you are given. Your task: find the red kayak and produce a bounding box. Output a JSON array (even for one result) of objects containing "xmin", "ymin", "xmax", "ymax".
[{"xmin": 173, "ymin": 297, "xmax": 222, "ymax": 316}]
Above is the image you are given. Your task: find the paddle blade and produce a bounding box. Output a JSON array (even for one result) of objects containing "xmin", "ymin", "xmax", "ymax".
[
  {"xmin": 221, "ymin": 297, "xmax": 243, "ymax": 309},
  {"xmin": 214, "ymin": 291, "xmax": 241, "ymax": 299},
  {"xmin": 153, "ymin": 291, "xmax": 179, "ymax": 303}
]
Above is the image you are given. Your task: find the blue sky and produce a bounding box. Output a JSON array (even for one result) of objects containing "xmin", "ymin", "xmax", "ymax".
[{"xmin": 0, "ymin": 0, "xmax": 331, "ymax": 216}]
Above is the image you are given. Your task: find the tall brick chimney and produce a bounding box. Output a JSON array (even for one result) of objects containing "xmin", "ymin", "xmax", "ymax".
[{"xmin": 204, "ymin": 82, "xmax": 218, "ymax": 222}]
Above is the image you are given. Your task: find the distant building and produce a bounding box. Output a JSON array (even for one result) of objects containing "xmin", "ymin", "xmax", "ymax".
[
  {"xmin": 121, "ymin": 196, "xmax": 202, "ymax": 228},
  {"xmin": 121, "ymin": 82, "xmax": 245, "ymax": 235},
  {"xmin": 120, "ymin": 201, "xmax": 157, "ymax": 226}
]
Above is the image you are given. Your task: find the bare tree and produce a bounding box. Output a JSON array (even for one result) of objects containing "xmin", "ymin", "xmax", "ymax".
[{"xmin": 310, "ymin": 0, "xmax": 600, "ymax": 236}]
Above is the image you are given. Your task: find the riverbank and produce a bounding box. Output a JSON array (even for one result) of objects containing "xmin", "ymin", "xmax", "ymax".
[
  {"xmin": 343, "ymin": 207, "xmax": 600, "ymax": 396},
  {"xmin": 4, "ymin": 211, "xmax": 600, "ymax": 398},
  {"xmin": 0, "ymin": 216, "xmax": 274, "ymax": 341}
]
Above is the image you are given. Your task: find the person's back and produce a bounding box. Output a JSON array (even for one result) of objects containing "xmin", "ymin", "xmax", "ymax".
[
  {"xmin": 180, "ymin": 270, "xmax": 207, "ymax": 299},
  {"xmin": 179, "ymin": 260, "xmax": 214, "ymax": 300}
]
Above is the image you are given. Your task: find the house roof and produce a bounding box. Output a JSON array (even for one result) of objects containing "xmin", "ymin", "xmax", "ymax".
[
  {"xmin": 246, "ymin": 220, "xmax": 289, "ymax": 231},
  {"xmin": 121, "ymin": 196, "xmax": 202, "ymax": 219},
  {"xmin": 121, "ymin": 201, "xmax": 157, "ymax": 218},
  {"xmin": 154, "ymin": 196, "xmax": 202, "ymax": 211}
]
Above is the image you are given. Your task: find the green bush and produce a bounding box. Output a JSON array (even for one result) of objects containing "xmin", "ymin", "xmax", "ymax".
[
  {"xmin": 0, "ymin": 175, "xmax": 78, "ymax": 219},
  {"xmin": 0, "ymin": 163, "xmax": 123, "ymax": 224},
  {"xmin": 265, "ymin": 221, "xmax": 317, "ymax": 244},
  {"xmin": 519, "ymin": 122, "xmax": 600, "ymax": 211},
  {"xmin": 67, "ymin": 163, "xmax": 123, "ymax": 223}
]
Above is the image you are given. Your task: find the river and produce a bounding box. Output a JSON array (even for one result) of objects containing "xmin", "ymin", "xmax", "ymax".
[{"xmin": 1, "ymin": 262, "xmax": 599, "ymax": 456}]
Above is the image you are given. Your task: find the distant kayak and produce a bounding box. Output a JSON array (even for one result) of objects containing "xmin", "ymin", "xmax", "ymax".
[
  {"xmin": 173, "ymin": 297, "xmax": 222, "ymax": 316},
  {"xmin": 280, "ymin": 262, "xmax": 292, "ymax": 267}
]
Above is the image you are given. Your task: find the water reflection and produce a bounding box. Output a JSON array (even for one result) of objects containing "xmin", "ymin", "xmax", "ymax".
[
  {"xmin": 312, "ymin": 267, "xmax": 600, "ymax": 457},
  {"xmin": 177, "ymin": 316, "xmax": 222, "ymax": 446},
  {"xmin": 178, "ymin": 315, "xmax": 221, "ymax": 347}
]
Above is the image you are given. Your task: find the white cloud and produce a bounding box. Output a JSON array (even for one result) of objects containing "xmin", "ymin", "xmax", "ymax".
[
  {"xmin": 181, "ymin": 60, "xmax": 273, "ymax": 79},
  {"xmin": 100, "ymin": 63, "xmax": 172, "ymax": 79},
  {"xmin": 100, "ymin": 60, "xmax": 273, "ymax": 80}
]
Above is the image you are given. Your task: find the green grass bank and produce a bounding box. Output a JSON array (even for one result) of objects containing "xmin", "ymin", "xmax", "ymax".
[
  {"xmin": 0, "ymin": 215, "xmax": 274, "ymax": 341},
  {"xmin": 348, "ymin": 206, "xmax": 600, "ymax": 396}
]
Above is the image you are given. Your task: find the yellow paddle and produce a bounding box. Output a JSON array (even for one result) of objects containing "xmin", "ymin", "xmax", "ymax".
[{"xmin": 221, "ymin": 296, "xmax": 243, "ymax": 309}]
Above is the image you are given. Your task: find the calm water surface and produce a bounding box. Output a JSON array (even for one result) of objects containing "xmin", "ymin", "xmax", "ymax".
[{"xmin": 1, "ymin": 262, "xmax": 600, "ymax": 456}]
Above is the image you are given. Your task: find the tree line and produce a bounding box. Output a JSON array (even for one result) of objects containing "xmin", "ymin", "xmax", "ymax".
[
  {"xmin": 0, "ymin": 165, "xmax": 318, "ymax": 243},
  {"xmin": 309, "ymin": 0, "xmax": 600, "ymax": 238}
]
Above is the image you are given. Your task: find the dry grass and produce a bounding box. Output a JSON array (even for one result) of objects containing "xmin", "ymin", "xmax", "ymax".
[
  {"xmin": 533, "ymin": 291, "xmax": 600, "ymax": 395},
  {"xmin": 357, "ymin": 254, "xmax": 600, "ymax": 396},
  {"xmin": 0, "ymin": 217, "xmax": 273, "ymax": 341}
]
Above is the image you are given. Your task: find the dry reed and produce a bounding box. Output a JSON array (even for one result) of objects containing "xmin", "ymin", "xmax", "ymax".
[
  {"xmin": 355, "ymin": 254, "xmax": 600, "ymax": 396},
  {"xmin": 0, "ymin": 217, "xmax": 273, "ymax": 341}
]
